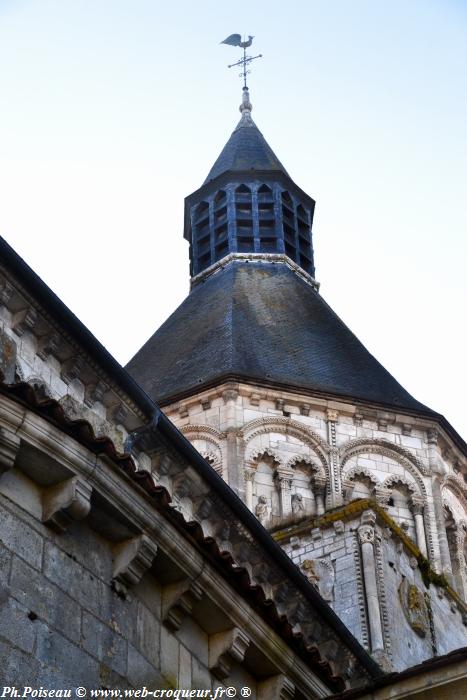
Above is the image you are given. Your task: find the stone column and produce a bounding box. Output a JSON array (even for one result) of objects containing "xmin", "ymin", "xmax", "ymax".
[
  {"xmin": 358, "ymin": 511, "xmax": 384, "ymax": 653},
  {"xmin": 221, "ymin": 387, "xmax": 241, "ymax": 496},
  {"xmin": 313, "ymin": 475, "xmax": 326, "ymax": 516},
  {"xmin": 427, "ymin": 428, "xmax": 450, "ymax": 574},
  {"xmin": 410, "ymin": 495, "xmax": 428, "ymax": 558},
  {"xmin": 275, "ymin": 468, "xmax": 294, "ymax": 519},
  {"xmin": 244, "ymin": 468, "xmax": 254, "ymax": 512},
  {"xmin": 326, "ymin": 409, "xmax": 343, "ymax": 508}
]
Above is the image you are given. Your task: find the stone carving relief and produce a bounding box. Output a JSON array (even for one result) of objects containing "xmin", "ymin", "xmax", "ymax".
[
  {"xmin": 301, "ymin": 558, "xmax": 335, "ymax": 602},
  {"xmin": 255, "ymin": 495, "xmax": 269, "ymax": 525},
  {"xmin": 399, "ymin": 578, "xmax": 429, "ymax": 638},
  {"xmin": 291, "ymin": 493, "xmax": 305, "ymax": 516}
]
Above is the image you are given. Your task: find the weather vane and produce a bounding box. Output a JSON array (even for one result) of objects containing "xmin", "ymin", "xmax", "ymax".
[{"xmin": 220, "ymin": 34, "xmax": 262, "ymax": 89}]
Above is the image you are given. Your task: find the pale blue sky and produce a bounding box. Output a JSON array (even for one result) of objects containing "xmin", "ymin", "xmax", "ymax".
[{"xmin": 0, "ymin": 1, "xmax": 466, "ymax": 437}]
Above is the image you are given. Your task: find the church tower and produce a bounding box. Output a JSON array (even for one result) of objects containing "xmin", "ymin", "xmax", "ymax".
[{"xmin": 127, "ymin": 87, "xmax": 467, "ymax": 671}]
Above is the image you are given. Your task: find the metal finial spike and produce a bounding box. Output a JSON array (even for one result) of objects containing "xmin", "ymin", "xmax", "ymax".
[
  {"xmin": 240, "ymin": 86, "xmax": 252, "ymax": 114},
  {"xmin": 221, "ymin": 33, "xmax": 262, "ymax": 91}
]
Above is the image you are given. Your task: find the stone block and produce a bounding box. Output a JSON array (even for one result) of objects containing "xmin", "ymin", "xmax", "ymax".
[
  {"xmin": 36, "ymin": 623, "xmax": 99, "ymax": 686},
  {"xmin": 160, "ymin": 624, "xmax": 180, "ymax": 688},
  {"xmin": 179, "ymin": 644, "xmax": 192, "ymax": 688},
  {"xmin": 0, "ymin": 638, "xmax": 43, "ymax": 686},
  {"xmin": 192, "ymin": 655, "xmax": 212, "ymax": 690},
  {"xmin": 0, "ymin": 597, "xmax": 37, "ymax": 653},
  {"xmin": 128, "ymin": 644, "xmax": 163, "ymax": 687},
  {"xmin": 136, "ymin": 600, "xmax": 160, "ymax": 666},
  {"xmin": 0, "ymin": 542, "xmax": 11, "ymax": 586},
  {"xmin": 11, "ymin": 555, "xmax": 81, "ymax": 642},
  {"xmin": 0, "ymin": 328, "xmax": 16, "ymax": 383},
  {"xmin": 0, "ymin": 506, "xmax": 44, "ymax": 570},
  {"xmin": 82, "ymin": 610, "xmax": 127, "ymax": 677},
  {"xmin": 43, "ymin": 540, "xmax": 108, "ymax": 618}
]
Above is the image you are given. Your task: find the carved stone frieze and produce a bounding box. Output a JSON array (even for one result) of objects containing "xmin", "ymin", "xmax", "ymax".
[{"xmin": 399, "ymin": 578, "xmax": 430, "ymax": 637}]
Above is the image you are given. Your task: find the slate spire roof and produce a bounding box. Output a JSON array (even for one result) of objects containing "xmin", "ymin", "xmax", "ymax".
[
  {"xmin": 126, "ymin": 89, "xmax": 436, "ymax": 419},
  {"xmin": 204, "ymin": 87, "xmax": 289, "ymax": 183}
]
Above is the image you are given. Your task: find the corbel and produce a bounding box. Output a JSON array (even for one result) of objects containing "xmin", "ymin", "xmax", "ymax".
[
  {"xmin": 112, "ymin": 535, "xmax": 158, "ymax": 588},
  {"xmin": 162, "ymin": 578, "xmax": 203, "ymax": 631},
  {"xmin": 42, "ymin": 476, "xmax": 92, "ymax": 533},
  {"xmin": 83, "ymin": 380, "xmax": 108, "ymax": 408},
  {"xmin": 209, "ymin": 627, "xmax": 250, "ymax": 681},
  {"xmin": 37, "ymin": 332, "xmax": 61, "ymax": 361},
  {"xmin": 257, "ymin": 674, "xmax": 295, "ymax": 700},
  {"xmin": 60, "ymin": 356, "xmax": 85, "ymax": 385},
  {"xmin": 0, "ymin": 276, "xmax": 14, "ymax": 308},
  {"xmin": 0, "ymin": 428, "xmax": 21, "ymax": 476},
  {"xmin": 12, "ymin": 307, "xmax": 38, "ymax": 337}
]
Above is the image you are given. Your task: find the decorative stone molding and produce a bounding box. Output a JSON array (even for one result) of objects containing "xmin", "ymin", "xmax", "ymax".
[
  {"xmin": 209, "ymin": 627, "xmax": 250, "ymax": 681},
  {"xmin": 299, "ymin": 403, "xmax": 310, "ymax": 416},
  {"xmin": 343, "ymin": 465, "xmax": 380, "ymax": 487},
  {"xmin": 201, "ymin": 398, "xmax": 212, "ymax": 410},
  {"xmin": 286, "ymin": 455, "xmax": 324, "ymax": 479},
  {"xmin": 179, "ymin": 423, "xmax": 226, "ymax": 442},
  {"xmin": 162, "ymin": 579, "xmax": 203, "ymax": 631},
  {"xmin": 402, "ymin": 423, "xmax": 413, "ymax": 436},
  {"xmin": 442, "ymin": 478, "xmax": 467, "ymax": 512},
  {"xmin": 240, "ymin": 417, "xmax": 329, "ymax": 468},
  {"xmin": 201, "ymin": 451, "xmax": 222, "ymax": 476},
  {"xmin": 248, "ymin": 446, "xmax": 281, "ymax": 468},
  {"xmin": 340, "ymin": 438, "xmax": 429, "ymax": 477},
  {"xmin": 276, "ymin": 399, "xmax": 285, "ymax": 411},
  {"xmin": 383, "ymin": 473, "xmax": 418, "ymax": 495},
  {"xmin": 112, "ymin": 535, "xmax": 158, "ymax": 588},
  {"xmin": 427, "ymin": 429, "xmax": 438, "ymax": 445},
  {"xmin": 42, "ymin": 477, "xmax": 92, "ymax": 533}
]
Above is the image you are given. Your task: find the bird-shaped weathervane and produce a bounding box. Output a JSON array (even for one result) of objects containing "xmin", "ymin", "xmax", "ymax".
[{"xmin": 221, "ymin": 34, "xmax": 262, "ymax": 89}]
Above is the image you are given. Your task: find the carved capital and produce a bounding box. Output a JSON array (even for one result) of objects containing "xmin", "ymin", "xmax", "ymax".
[
  {"xmin": 42, "ymin": 477, "xmax": 92, "ymax": 532},
  {"xmin": 373, "ymin": 486, "xmax": 392, "ymax": 510},
  {"xmin": 244, "ymin": 467, "xmax": 255, "ymax": 482},
  {"xmin": 112, "ymin": 535, "xmax": 158, "ymax": 588},
  {"xmin": 0, "ymin": 429, "xmax": 20, "ymax": 476},
  {"xmin": 326, "ymin": 409, "xmax": 338, "ymax": 422},
  {"xmin": 313, "ymin": 474, "xmax": 327, "ymax": 496},
  {"xmin": 358, "ymin": 524, "xmax": 375, "ymax": 546},
  {"xmin": 275, "ymin": 468, "xmax": 294, "ymax": 490},
  {"xmin": 409, "ymin": 495, "xmax": 425, "ymax": 516},
  {"xmin": 162, "ymin": 579, "xmax": 203, "ymax": 631},
  {"xmin": 209, "ymin": 627, "xmax": 250, "ymax": 681}
]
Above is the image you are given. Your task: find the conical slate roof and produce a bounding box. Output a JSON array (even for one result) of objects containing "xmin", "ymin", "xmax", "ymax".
[
  {"xmin": 126, "ymin": 260, "xmax": 434, "ymax": 415},
  {"xmin": 204, "ymin": 103, "xmax": 288, "ymax": 183}
]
